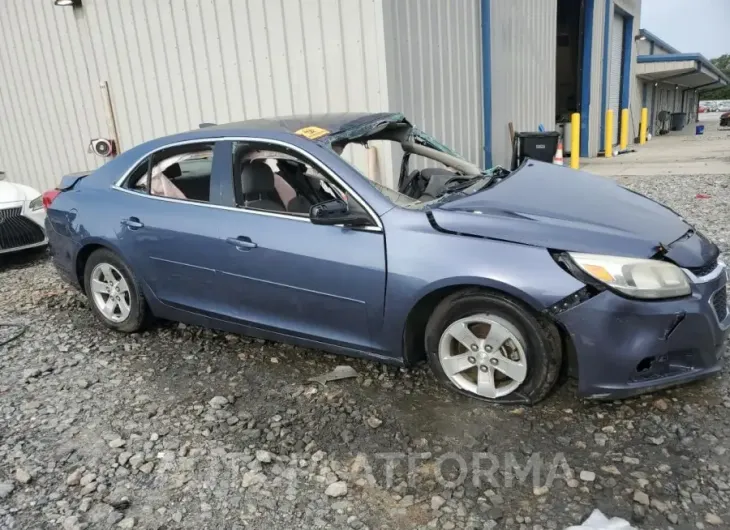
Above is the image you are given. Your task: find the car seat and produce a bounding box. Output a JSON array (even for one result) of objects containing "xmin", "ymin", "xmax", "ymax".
[{"xmin": 241, "ymin": 161, "xmax": 286, "ymax": 211}]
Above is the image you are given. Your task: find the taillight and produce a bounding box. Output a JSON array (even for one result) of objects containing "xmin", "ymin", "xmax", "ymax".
[{"xmin": 42, "ymin": 189, "xmax": 60, "ymax": 210}]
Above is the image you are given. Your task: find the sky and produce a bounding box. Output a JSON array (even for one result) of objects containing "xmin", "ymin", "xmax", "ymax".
[{"xmin": 640, "ymin": 0, "xmax": 730, "ymax": 59}]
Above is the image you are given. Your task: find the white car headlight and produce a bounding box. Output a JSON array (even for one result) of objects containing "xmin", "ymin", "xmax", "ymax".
[
  {"xmin": 568, "ymin": 252, "xmax": 691, "ymax": 299},
  {"xmin": 28, "ymin": 195, "xmax": 43, "ymax": 211}
]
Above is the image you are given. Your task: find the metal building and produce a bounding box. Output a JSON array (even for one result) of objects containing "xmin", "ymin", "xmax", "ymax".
[
  {"xmin": 4, "ymin": 0, "xmax": 717, "ymax": 195},
  {"xmin": 635, "ymin": 29, "xmax": 729, "ymax": 136}
]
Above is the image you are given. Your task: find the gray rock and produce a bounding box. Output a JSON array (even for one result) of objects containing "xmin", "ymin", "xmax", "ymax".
[
  {"xmin": 325, "ymin": 481, "xmax": 348, "ymax": 498},
  {"xmin": 633, "ymin": 491, "xmax": 650, "ymax": 506},
  {"xmin": 66, "ymin": 469, "xmax": 83, "ymax": 486},
  {"xmin": 62, "ymin": 515, "xmax": 81, "ymax": 530},
  {"xmin": 209, "ymin": 396, "xmax": 228, "ymax": 409},
  {"xmin": 106, "ymin": 510, "xmax": 124, "ymax": 526},
  {"xmin": 79, "ymin": 472, "xmax": 97, "ymax": 486},
  {"xmin": 118, "ymin": 452, "xmax": 132, "ymax": 466},
  {"xmin": 104, "ymin": 489, "xmax": 131, "ymax": 510},
  {"xmin": 80, "ymin": 482, "xmax": 98, "ymax": 496},
  {"xmin": 366, "ymin": 416, "xmax": 382, "ymax": 429},
  {"xmin": 23, "ymin": 368, "xmax": 41, "ymax": 380},
  {"xmin": 431, "ymin": 495, "xmax": 446, "ymax": 511},
  {"xmin": 118, "ymin": 517, "xmax": 136, "ymax": 528},
  {"xmin": 0, "ymin": 482, "xmax": 14, "ymax": 499},
  {"xmin": 255, "ymin": 450, "xmax": 273, "ymax": 463},
  {"xmin": 109, "ymin": 438, "xmax": 126, "ymax": 448},
  {"xmin": 705, "ymin": 513, "xmax": 723, "ymax": 526},
  {"xmin": 79, "ymin": 497, "xmax": 92, "ymax": 513},
  {"xmin": 579, "ymin": 470, "xmax": 595, "ymax": 482},
  {"xmin": 87, "ymin": 503, "xmax": 116, "ymax": 524},
  {"xmin": 129, "ymin": 453, "xmax": 145, "ymax": 469},
  {"xmin": 15, "ymin": 468, "xmax": 31, "ymax": 484},
  {"xmin": 139, "ymin": 462, "xmax": 155, "ymax": 474},
  {"xmin": 691, "ymin": 492, "xmax": 709, "ymax": 505}
]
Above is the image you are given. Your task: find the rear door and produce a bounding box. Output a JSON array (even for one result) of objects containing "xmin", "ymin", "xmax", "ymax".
[{"xmin": 113, "ymin": 141, "xmax": 233, "ymax": 314}]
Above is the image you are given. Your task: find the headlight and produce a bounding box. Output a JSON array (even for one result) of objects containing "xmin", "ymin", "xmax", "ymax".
[
  {"xmin": 567, "ymin": 252, "xmax": 691, "ymax": 299},
  {"xmin": 28, "ymin": 196, "xmax": 43, "ymax": 211}
]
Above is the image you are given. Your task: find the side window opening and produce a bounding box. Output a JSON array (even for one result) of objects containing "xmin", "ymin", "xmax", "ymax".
[
  {"xmin": 231, "ymin": 142, "xmax": 361, "ymax": 218},
  {"xmin": 123, "ymin": 143, "xmax": 214, "ymax": 203}
]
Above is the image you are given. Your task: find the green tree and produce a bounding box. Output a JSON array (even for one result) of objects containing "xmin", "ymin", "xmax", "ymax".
[{"xmin": 702, "ymin": 54, "xmax": 730, "ymax": 100}]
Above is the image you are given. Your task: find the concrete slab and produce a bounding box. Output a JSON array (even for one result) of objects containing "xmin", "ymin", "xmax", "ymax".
[{"xmin": 581, "ymin": 112, "xmax": 730, "ymax": 177}]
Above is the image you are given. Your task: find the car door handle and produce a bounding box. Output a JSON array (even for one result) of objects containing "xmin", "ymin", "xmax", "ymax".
[
  {"xmin": 226, "ymin": 236, "xmax": 257, "ymax": 250},
  {"xmin": 122, "ymin": 217, "xmax": 144, "ymax": 230}
]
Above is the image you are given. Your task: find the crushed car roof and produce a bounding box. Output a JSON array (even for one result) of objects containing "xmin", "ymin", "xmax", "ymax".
[{"xmin": 202, "ymin": 112, "xmax": 406, "ymax": 142}]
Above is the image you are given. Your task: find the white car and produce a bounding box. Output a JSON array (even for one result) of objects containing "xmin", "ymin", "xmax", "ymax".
[{"xmin": 0, "ymin": 172, "xmax": 47, "ymax": 255}]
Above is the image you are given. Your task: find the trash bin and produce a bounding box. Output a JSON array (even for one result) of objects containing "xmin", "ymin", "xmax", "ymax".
[
  {"xmin": 696, "ymin": 124, "xmax": 705, "ymax": 135},
  {"xmin": 670, "ymin": 112, "xmax": 687, "ymax": 131},
  {"xmin": 511, "ymin": 131, "xmax": 560, "ymax": 169}
]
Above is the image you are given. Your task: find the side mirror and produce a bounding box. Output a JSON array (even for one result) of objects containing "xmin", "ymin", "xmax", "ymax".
[{"xmin": 309, "ymin": 199, "xmax": 371, "ymax": 227}]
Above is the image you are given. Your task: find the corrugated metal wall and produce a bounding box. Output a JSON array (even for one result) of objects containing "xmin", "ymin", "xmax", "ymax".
[
  {"xmin": 0, "ymin": 0, "xmax": 391, "ymax": 192},
  {"xmin": 489, "ymin": 0, "xmax": 557, "ymax": 168},
  {"xmin": 590, "ymin": 0, "xmax": 642, "ymax": 155},
  {"xmin": 382, "ymin": 0, "xmax": 484, "ymax": 175},
  {"xmin": 625, "ymin": 4, "xmax": 643, "ymax": 145},
  {"xmin": 637, "ymin": 39, "xmax": 652, "ymax": 55}
]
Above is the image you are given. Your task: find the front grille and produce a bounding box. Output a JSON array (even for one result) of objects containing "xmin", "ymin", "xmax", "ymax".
[
  {"xmin": 712, "ymin": 288, "xmax": 728, "ymax": 321},
  {"xmin": 0, "ymin": 209, "xmax": 45, "ymax": 250},
  {"xmin": 688, "ymin": 258, "xmax": 718, "ymax": 278},
  {"xmin": 0, "ymin": 206, "xmax": 21, "ymax": 220}
]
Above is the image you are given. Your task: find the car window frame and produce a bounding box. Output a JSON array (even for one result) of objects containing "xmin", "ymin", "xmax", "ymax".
[
  {"xmin": 119, "ymin": 141, "xmax": 217, "ymax": 204},
  {"xmin": 231, "ymin": 140, "xmax": 362, "ymax": 220},
  {"xmin": 111, "ymin": 136, "xmax": 383, "ymax": 233}
]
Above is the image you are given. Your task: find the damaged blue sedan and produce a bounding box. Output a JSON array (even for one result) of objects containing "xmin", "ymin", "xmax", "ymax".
[{"xmin": 44, "ymin": 113, "xmax": 729, "ymax": 404}]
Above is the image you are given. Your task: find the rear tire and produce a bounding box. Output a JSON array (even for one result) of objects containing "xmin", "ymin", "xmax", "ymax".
[
  {"xmin": 83, "ymin": 248, "xmax": 149, "ymax": 333},
  {"xmin": 425, "ymin": 289, "xmax": 561, "ymax": 405}
]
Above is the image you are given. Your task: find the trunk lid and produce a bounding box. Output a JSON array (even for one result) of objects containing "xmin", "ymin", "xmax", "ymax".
[
  {"xmin": 430, "ymin": 161, "xmax": 716, "ymax": 268},
  {"xmin": 58, "ymin": 170, "xmax": 92, "ymax": 191}
]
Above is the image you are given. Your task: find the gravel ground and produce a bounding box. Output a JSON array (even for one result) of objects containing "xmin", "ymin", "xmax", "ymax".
[{"xmin": 2, "ymin": 173, "xmax": 730, "ymax": 530}]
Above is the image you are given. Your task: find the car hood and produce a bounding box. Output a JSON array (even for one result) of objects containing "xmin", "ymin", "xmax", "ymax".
[
  {"xmin": 0, "ymin": 181, "xmax": 39, "ymax": 204},
  {"xmin": 430, "ymin": 161, "xmax": 717, "ymax": 268}
]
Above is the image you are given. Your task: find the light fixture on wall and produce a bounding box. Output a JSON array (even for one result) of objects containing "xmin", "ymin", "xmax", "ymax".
[
  {"xmin": 634, "ymin": 35, "xmax": 647, "ymax": 41},
  {"xmin": 54, "ymin": 0, "xmax": 82, "ymax": 7}
]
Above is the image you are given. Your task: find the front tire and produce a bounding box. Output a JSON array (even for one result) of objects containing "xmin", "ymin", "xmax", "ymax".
[
  {"xmin": 83, "ymin": 248, "xmax": 149, "ymax": 333},
  {"xmin": 425, "ymin": 289, "xmax": 561, "ymax": 405}
]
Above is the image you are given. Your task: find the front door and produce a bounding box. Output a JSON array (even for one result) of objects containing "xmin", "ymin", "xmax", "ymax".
[
  {"xmin": 205, "ymin": 139, "xmax": 387, "ymax": 352},
  {"xmin": 212, "ymin": 210, "xmax": 386, "ymax": 351}
]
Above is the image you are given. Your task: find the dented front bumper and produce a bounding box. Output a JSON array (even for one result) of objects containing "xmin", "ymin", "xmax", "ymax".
[{"xmin": 557, "ymin": 263, "xmax": 729, "ymax": 399}]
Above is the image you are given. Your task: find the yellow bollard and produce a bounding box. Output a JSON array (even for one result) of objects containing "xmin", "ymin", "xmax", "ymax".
[
  {"xmin": 639, "ymin": 107, "xmax": 648, "ymax": 145},
  {"xmin": 620, "ymin": 109, "xmax": 629, "ymax": 151},
  {"xmin": 604, "ymin": 110, "xmax": 614, "ymax": 158},
  {"xmin": 570, "ymin": 112, "xmax": 580, "ymax": 169}
]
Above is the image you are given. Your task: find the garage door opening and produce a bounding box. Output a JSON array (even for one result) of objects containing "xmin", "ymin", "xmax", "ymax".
[{"xmin": 556, "ymin": 0, "xmax": 586, "ymax": 155}]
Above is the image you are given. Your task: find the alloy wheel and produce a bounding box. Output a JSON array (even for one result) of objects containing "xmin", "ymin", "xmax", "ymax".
[
  {"xmin": 437, "ymin": 314, "xmax": 528, "ymax": 399},
  {"xmin": 90, "ymin": 262, "xmax": 132, "ymax": 323}
]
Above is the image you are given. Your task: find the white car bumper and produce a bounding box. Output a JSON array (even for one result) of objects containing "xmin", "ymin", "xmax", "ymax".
[{"xmin": 0, "ymin": 200, "xmax": 48, "ymax": 255}]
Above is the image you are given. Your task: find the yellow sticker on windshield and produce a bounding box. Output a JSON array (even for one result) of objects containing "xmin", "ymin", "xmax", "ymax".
[{"xmin": 295, "ymin": 126, "xmax": 329, "ymax": 140}]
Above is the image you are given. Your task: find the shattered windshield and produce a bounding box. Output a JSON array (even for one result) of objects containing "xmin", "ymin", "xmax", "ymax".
[{"xmin": 327, "ymin": 118, "xmax": 505, "ymax": 210}]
